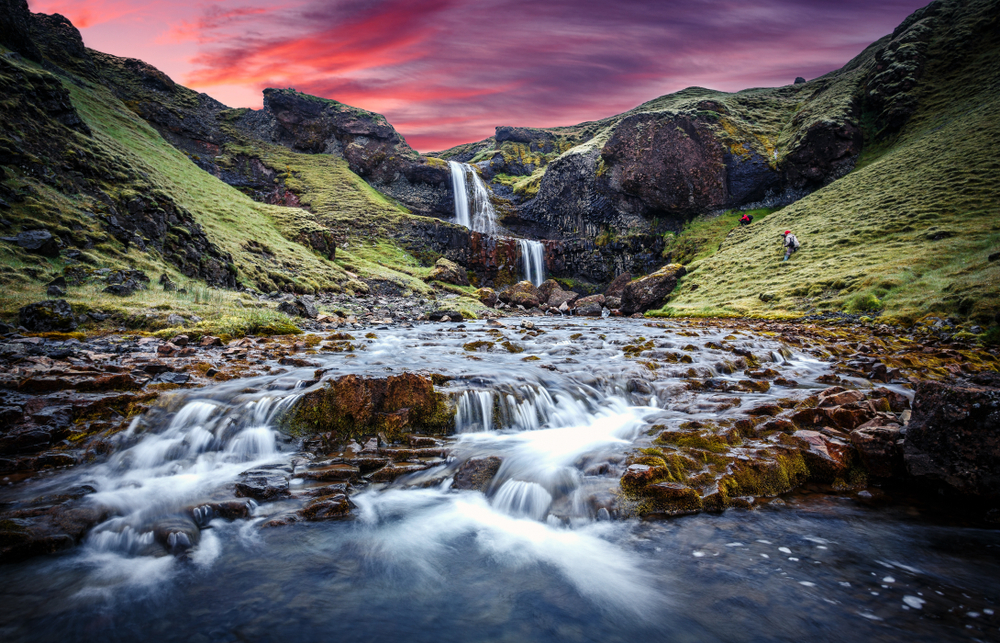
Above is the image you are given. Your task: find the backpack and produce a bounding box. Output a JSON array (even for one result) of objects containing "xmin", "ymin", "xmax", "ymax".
[{"xmin": 791, "ymin": 235, "xmax": 800, "ymax": 250}]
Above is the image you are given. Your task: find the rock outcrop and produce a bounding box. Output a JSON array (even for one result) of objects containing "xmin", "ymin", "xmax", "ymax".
[{"xmin": 620, "ymin": 265, "xmax": 686, "ymax": 314}]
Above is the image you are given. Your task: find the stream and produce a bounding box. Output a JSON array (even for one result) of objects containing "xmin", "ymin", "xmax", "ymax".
[{"xmin": 1, "ymin": 318, "xmax": 997, "ymax": 642}]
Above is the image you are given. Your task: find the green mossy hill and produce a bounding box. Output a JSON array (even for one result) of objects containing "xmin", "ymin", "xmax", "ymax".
[{"xmin": 662, "ymin": 0, "xmax": 1000, "ymax": 324}]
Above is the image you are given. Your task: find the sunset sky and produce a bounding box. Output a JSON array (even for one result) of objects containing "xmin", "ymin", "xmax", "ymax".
[{"xmin": 27, "ymin": 0, "xmax": 930, "ymax": 152}]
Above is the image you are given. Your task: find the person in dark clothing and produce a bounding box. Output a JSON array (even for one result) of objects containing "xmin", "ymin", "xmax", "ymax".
[{"xmin": 739, "ymin": 213, "xmax": 753, "ymax": 226}]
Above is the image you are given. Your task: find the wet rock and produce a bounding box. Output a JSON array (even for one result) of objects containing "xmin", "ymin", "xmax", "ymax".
[
  {"xmin": 199, "ymin": 335, "xmax": 223, "ymax": 347},
  {"xmin": 0, "ymin": 503, "xmax": 108, "ymax": 563},
  {"xmin": 851, "ymin": 422, "xmax": 904, "ymax": 478},
  {"xmin": 277, "ymin": 298, "xmax": 318, "ymax": 319},
  {"xmin": 453, "ymin": 456, "xmax": 502, "ymax": 492},
  {"xmin": 792, "ymin": 430, "xmax": 853, "ymax": 481},
  {"xmin": 301, "ymin": 462, "xmax": 360, "ymax": 482},
  {"xmin": 903, "ymin": 379, "xmax": 1000, "ymax": 497},
  {"xmin": 152, "ymin": 515, "xmax": 200, "ymax": 555},
  {"xmin": 18, "ymin": 299, "xmax": 77, "ymax": 332},
  {"xmin": 499, "ymin": 281, "xmax": 541, "ymax": 309},
  {"xmin": 645, "ymin": 482, "xmax": 703, "ymax": 515},
  {"xmin": 367, "ymin": 462, "xmax": 432, "ymax": 482},
  {"xmin": 1, "ymin": 229, "xmax": 60, "ymax": 257},
  {"xmin": 620, "ymin": 264, "xmax": 686, "ymax": 315},
  {"xmin": 189, "ymin": 500, "xmax": 255, "ymax": 527},
  {"xmin": 818, "ymin": 389, "xmax": 866, "ymax": 407},
  {"xmin": 288, "ymin": 372, "xmax": 451, "ymax": 442},
  {"xmin": 235, "ymin": 467, "xmax": 291, "ymax": 501},
  {"xmin": 301, "ymin": 494, "xmax": 353, "ymax": 520},
  {"xmin": 548, "ymin": 289, "xmax": 580, "ymax": 309},
  {"xmin": 427, "ymin": 257, "xmax": 469, "ymax": 286}
]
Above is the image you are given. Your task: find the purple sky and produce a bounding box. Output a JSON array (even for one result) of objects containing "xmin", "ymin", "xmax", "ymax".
[{"xmin": 30, "ymin": 0, "xmax": 930, "ymax": 151}]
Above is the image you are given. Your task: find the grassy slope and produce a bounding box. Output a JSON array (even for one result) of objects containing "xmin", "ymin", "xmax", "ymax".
[{"xmin": 661, "ymin": 1, "xmax": 1000, "ymax": 324}]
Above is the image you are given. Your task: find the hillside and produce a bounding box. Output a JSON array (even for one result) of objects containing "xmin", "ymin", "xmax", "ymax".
[{"xmin": 662, "ymin": 0, "xmax": 1000, "ymax": 325}]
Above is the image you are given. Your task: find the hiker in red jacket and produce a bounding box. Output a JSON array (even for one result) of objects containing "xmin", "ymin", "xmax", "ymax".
[
  {"xmin": 739, "ymin": 213, "xmax": 753, "ymax": 226},
  {"xmin": 782, "ymin": 230, "xmax": 800, "ymax": 261}
]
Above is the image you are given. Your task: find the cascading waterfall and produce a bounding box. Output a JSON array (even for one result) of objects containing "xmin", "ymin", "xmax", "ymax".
[
  {"xmin": 449, "ymin": 161, "xmax": 545, "ymax": 284},
  {"xmin": 448, "ymin": 160, "xmax": 498, "ymax": 234},
  {"xmin": 517, "ymin": 239, "xmax": 546, "ymax": 287}
]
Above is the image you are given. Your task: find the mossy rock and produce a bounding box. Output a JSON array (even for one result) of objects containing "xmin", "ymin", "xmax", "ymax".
[{"xmin": 285, "ymin": 373, "xmax": 452, "ymax": 442}]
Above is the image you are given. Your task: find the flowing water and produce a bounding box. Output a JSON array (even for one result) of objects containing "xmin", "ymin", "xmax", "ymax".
[
  {"xmin": 518, "ymin": 239, "xmax": 546, "ymax": 287},
  {"xmin": 448, "ymin": 162, "xmax": 546, "ymax": 284},
  {"xmin": 1, "ymin": 319, "xmax": 997, "ymax": 642},
  {"xmin": 449, "ymin": 161, "xmax": 498, "ymax": 235}
]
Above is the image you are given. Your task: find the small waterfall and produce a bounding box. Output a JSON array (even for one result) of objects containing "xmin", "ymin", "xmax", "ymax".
[
  {"xmin": 448, "ymin": 161, "xmax": 498, "ymax": 235},
  {"xmin": 491, "ymin": 480, "xmax": 553, "ymax": 520},
  {"xmin": 456, "ymin": 390, "xmax": 495, "ymax": 433},
  {"xmin": 518, "ymin": 239, "xmax": 546, "ymax": 286}
]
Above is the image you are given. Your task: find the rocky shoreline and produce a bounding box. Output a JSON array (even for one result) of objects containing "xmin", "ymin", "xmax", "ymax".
[{"xmin": 0, "ymin": 308, "xmax": 997, "ymax": 564}]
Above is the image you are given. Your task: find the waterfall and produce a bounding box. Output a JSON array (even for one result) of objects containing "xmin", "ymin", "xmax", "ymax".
[
  {"xmin": 448, "ymin": 160, "xmax": 471, "ymax": 229},
  {"xmin": 448, "ymin": 161, "xmax": 498, "ymax": 235},
  {"xmin": 518, "ymin": 239, "xmax": 546, "ymax": 287}
]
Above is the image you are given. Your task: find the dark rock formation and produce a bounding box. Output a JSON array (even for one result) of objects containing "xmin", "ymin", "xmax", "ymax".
[
  {"xmin": 0, "ymin": 0, "xmax": 42, "ymax": 61},
  {"xmin": 18, "ymin": 299, "xmax": 76, "ymax": 331},
  {"xmin": 620, "ymin": 264, "xmax": 686, "ymax": 314},
  {"xmin": 2, "ymin": 229, "xmax": 60, "ymax": 257},
  {"xmin": 499, "ymin": 281, "xmax": 541, "ymax": 308},
  {"xmin": 904, "ymin": 379, "xmax": 1000, "ymax": 497}
]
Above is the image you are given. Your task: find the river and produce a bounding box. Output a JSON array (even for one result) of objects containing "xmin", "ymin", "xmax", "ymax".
[{"xmin": 1, "ymin": 318, "xmax": 997, "ymax": 641}]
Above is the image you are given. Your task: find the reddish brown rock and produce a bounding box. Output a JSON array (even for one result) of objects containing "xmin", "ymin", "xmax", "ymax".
[
  {"xmin": 427, "ymin": 257, "xmax": 470, "ymax": 286},
  {"xmin": 851, "ymin": 421, "xmax": 904, "ymax": 478},
  {"xmin": 792, "ymin": 430, "xmax": 853, "ymax": 480},
  {"xmin": 453, "ymin": 456, "xmax": 502, "ymax": 492}
]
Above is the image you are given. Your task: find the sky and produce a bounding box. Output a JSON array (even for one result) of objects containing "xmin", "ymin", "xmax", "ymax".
[{"xmin": 27, "ymin": 0, "xmax": 930, "ymax": 152}]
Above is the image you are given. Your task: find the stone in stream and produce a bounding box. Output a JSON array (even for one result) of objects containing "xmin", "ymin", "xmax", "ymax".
[
  {"xmin": 903, "ymin": 378, "xmax": 1000, "ymax": 498},
  {"xmin": 547, "ymin": 289, "xmax": 579, "ymax": 309},
  {"xmin": 189, "ymin": 500, "xmax": 255, "ymax": 527},
  {"xmin": 152, "ymin": 515, "xmax": 201, "ymax": 555},
  {"xmin": 604, "ymin": 272, "xmax": 632, "ymax": 301},
  {"xmin": 235, "ymin": 467, "xmax": 291, "ymax": 501},
  {"xmin": 850, "ymin": 420, "xmax": 905, "ymax": 478},
  {"xmin": 453, "ymin": 456, "xmax": 502, "ymax": 492},
  {"xmin": 536, "ymin": 279, "xmax": 561, "ymax": 305},
  {"xmin": 574, "ymin": 294, "xmax": 605, "ymax": 317},
  {"xmin": 0, "ymin": 500, "xmax": 108, "ymax": 563},
  {"xmin": 499, "ymin": 281, "xmax": 541, "ymax": 309},
  {"xmin": 620, "ymin": 264, "xmax": 686, "ymax": 314},
  {"xmin": 287, "ymin": 373, "xmax": 451, "ymax": 443},
  {"xmin": 476, "ymin": 288, "xmax": 498, "ymax": 308},
  {"xmin": 301, "ymin": 494, "xmax": 353, "ymax": 521}
]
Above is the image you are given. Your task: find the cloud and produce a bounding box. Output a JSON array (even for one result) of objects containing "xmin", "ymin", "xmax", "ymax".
[{"xmin": 35, "ymin": 0, "xmax": 931, "ymax": 151}]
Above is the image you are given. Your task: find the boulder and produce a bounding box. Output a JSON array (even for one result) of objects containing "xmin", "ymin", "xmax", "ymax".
[
  {"xmin": 277, "ymin": 298, "xmax": 318, "ymax": 319},
  {"xmin": 499, "ymin": 281, "xmax": 541, "ymax": 309},
  {"xmin": 301, "ymin": 494, "xmax": 353, "ymax": 520},
  {"xmin": 604, "ymin": 272, "xmax": 632, "ymax": 299},
  {"xmin": 547, "ymin": 289, "xmax": 579, "ymax": 309},
  {"xmin": 159, "ymin": 272, "xmax": 177, "ymax": 291},
  {"xmin": 620, "ymin": 264, "xmax": 686, "ymax": 314},
  {"xmin": 574, "ymin": 294, "xmax": 605, "ymax": 317},
  {"xmin": 428, "ymin": 309, "xmax": 463, "ymax": 322},
  {"xmin": 537, "ymin": 279, "xmax": 561, "ymax": 305},
  {"xmin": 1, "ymin": 230, "xmax": 60, "ymax": 257},
  {"xmin": 851, "ymin": 421, "xmax": 904, "ymax": 478},
  {"xmin": 235, "ymin": 467, "xmax": 291, "ymax": 501},
  {"xmin": 18, "ymin": 299, "xmax": 77, "ymax": 332},
  {"xmin": 903, "ymin": 379, "xmax": 1000, "ymax": 497},
  {"xmin": 476, "ymin": 287, "xmax": 498, "ymax": 308},
  {"xmin": 453, "ymin": 456, "xmax": 502, "ymax": 492},
  {"xmin": 792, "ymin": 430, "xmax": 853, "ymax": 480},
  {"xmin": 287, "ymin": 372, "xmax": 451, "ymax": 442},
  {"xmin": 427, "ymin": 257, "xmax": 470, "ymax": 286}
]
